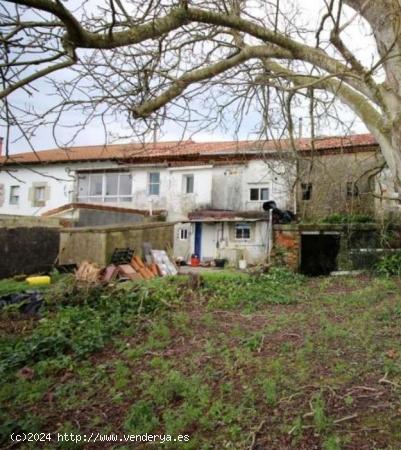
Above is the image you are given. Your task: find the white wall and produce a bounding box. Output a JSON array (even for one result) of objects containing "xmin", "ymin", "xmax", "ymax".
[
  {"xmin": 0, "ymin": 161, "xmax": 213, "ymax": 220},
  {"xmin": 0, "ymin": 165, "xmax": 75, "ymax": 216},
  {"xmin": 167, "ymin": 166, "xmax": 213, "ymax": 221},
  {"xmin": 0, "ymin": 158, "xmax": 295, "ymax": 219},
  {"xmin": 241, "ymin": 160, "xmax": 294, "ymax": 211},
  {"xmin": 211, "ymin": 160, "xmax": 295, "ymax": 213}
]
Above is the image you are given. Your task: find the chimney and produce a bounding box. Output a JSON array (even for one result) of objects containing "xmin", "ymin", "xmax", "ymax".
[{"xmin": 0, "ymin": 137, "xmax": 3, "ymax": 156}]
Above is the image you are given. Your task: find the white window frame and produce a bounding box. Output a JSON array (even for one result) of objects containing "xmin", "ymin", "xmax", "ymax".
[
  {"xmin": 34, "ymin": 186, "xmax": 45, "ymax": 203},
  {"xmin": 235, "ymin": 222, "xmax": 251, "ymax": 241},
  {"xmin": 249, "ymin": 186, "xmax": 270, "ymax": 202},
  {"xmin": 9, "ymin": 185, "xmax": 20, "ymax": 205},
  {"xmin": 182, "ymin": 174, "xmax": 194, "ymax": 194},
  {"xmin": 148, "ymin": 172, "xmax": 160, "ymax": 196},
  {"xmin": 77, "ymin": 172, "xmax": 133, "ymax": 203},
  {"xmin": 179, "ymin": 228, "xmax": 189, "ymax": 240}
]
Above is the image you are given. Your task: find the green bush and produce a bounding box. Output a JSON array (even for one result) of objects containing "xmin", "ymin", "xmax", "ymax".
[
  {"xmin": 200, "ymin": 268, "xmax": 303, "ymax": 310},
  {"xmin": 320, "ymin": 213, "xmax": 374, "ymax": 224},
  {"xmin": 0, "ymin": 280, "xmax": 174, "ymax": 375},
  {"xmin": 376, "ymin": 252, "xmax": 401, "ymax": 277}
]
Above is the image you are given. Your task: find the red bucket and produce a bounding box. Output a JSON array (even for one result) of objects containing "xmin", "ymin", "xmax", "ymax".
[{"xmin": 191, "ymin": 254, "xmax": 200, "ymax": 266}]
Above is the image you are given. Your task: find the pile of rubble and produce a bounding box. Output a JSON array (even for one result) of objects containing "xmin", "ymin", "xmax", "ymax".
[{"xmin": 75, "ymin": 247, "xmax": 178, "ymax": 284}]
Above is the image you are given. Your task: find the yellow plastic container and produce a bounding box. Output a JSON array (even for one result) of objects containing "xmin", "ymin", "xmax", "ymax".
[{"xmin": 26, "ymin": 276, "xmax": 51, "ymax": 286}]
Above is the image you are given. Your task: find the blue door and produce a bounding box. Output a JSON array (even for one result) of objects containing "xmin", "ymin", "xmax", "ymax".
[{"xmin": 194, "ymin": 222, "xmax": 202, "ymax": 258}]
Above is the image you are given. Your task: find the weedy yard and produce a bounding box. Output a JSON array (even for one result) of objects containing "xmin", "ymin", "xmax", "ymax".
[{"xmin": 1, "ymin": 269, "xmax": 401, "ymax": 449}]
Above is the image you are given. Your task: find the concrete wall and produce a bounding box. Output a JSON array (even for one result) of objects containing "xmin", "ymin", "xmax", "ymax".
[
  {"xmin": 0, "ymin": 226, "xmax": 60, "ymax": 278},
  {"xmin": 76, "ymin": 208, "xmax": 145, "ymax": 227},
  {"xmin": 59, "ymin": 221, "xmax": 175, "ymax": 266},
  {"xmin": 273, "ymin": 223, "xmax": 401, "ymax": 272},
  {"xmin": 0, "ymin": 214, "xmax": 62, "ymax": 228},
  {"xmin": 211, "ymin": 161, "xmax": 295, "ymax": 212}
]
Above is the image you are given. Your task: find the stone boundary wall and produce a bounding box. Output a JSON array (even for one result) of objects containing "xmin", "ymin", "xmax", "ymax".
[
  {"xmin": 273, "ymin": 223, "xmax": 401, "ymax": 272},
  {"xmin": 0, "ymin": 226, "xmax": 60, "ymax": 278},
  {"xmin": 59, "ymin": 222, "xmax": 176, "ymax": 266},
  {"xmin": 0, "ymin": 215, "xmax": 63, "ymax": 278}
]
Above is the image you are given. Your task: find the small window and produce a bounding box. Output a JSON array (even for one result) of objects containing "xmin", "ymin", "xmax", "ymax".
[
  {"xmin": 346, "ymin": 181, "xmax": 359, "ymax": 198},
  {"xmin": 183, "ymin": 174, "xmax": 194, "ymax": 194},
  {"xmin": 249, "ymin": 187, "xmax": 269, "ymax": 201},
  {"xmin": 148, "ymin": 172, "xmax": 160, "ymax": 196},
  {"xmin": 235, "ymin": 222, "xmax": 251, "ymax": 240},
  {"xmin": 301, "ymin": 183, "xmax": 312, "ymax": 201},
  {"xmin": 179, "ymin": 228, "xmax": 188, "ymax": 240},
  {"xmin": 260, "ymin": 188, "xmax": 269, "ymax": 200},
  {"xmin": 9, "ymin": 185, "xmax": 20, "ymax": 205},
  {"xmin": 34, "ymin": 186, "xmax": 46, "ymax": 206},
  {"xmin": 250, "ymin": 188, "xmax": 259, "ymax": 201}
]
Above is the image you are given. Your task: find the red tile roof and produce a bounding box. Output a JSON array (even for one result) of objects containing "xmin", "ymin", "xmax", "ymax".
[
  {"xmin": 188, "ymin": 209, "xmax": 269, "ymax": 221},
  {"xmin": 0, "ymin": 134, "xmax": 378, "ymax": 166}
]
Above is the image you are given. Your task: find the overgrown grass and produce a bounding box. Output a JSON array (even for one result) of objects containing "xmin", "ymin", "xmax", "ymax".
[{"xmin": 1, "ymin": 270, "xmax": 401, "ymax": 449}]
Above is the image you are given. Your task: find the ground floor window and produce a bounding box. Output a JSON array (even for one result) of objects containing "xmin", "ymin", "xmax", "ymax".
[
  {"xmin": 179, "ymin": 228, "xmax": 188, "ymax": 240},
  {"xmin": 235, "ymin": 222, "xmax": 251, "ymax": 240},
  {"xmin": 77, "ymin": 171, "xmax": 133, "ymax": 203}
]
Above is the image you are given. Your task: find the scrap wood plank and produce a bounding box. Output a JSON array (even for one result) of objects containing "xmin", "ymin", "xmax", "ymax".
[
  {"xmin": 102, "ymin": 264, "xmax": 119, "ymax": 283},
  {"xmin": 75, "ymin": 261, "xmax": 102, "ymax": 283},
  {"xmin": 118, "ymin": 264, "xmax": 141, "ymax": 280}
]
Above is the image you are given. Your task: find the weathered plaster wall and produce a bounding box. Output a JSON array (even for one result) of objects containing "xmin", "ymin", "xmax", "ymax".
[
  {"xmin": 59, "ymin": 221, "xmax": 175, "ymax": 266},
  {"xmin": 167, "ymin": 166, "xmax": 213, "ymax": 221},
  {"xmin": 0, "ymin": 226, "xmax": 60, "ymax": 278},
  {"xmin": 211, "ymin": 160, "xmax": 295, "ymax": 212},
  {"xmin": 273, "ymin": 223, "xmax": 401, "ymax": 272},
  {"xmin": 297, "ymin": 151, "xmax": 380, "ymax": 219},
  {"xmin": 0, "ymin": 164, "xmax": 75, "ymax": 216}
]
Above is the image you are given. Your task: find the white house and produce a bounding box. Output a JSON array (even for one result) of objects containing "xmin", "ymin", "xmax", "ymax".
[
  {"xmin": 0, "ymin": 139, "xmax": 298, "ymax": 264},
  {"xmin": 4, "ymin": 135, "xmax": 386, "ymax": 264}
]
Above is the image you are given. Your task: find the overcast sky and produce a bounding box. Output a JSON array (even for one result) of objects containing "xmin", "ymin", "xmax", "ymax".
[{"xmin": 1, "ymin": 1, "xmax": 375, "ymax": 154}]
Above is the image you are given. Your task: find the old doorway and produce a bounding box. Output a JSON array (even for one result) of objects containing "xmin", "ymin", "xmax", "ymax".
[{"xmin": 301, "ymin": 233, "xmax": 341, "ymax": 276}]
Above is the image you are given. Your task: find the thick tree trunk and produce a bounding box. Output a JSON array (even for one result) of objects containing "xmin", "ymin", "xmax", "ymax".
[{"xmin": 345, "ymin": 0, "xmax": 401, "ymax": 191}]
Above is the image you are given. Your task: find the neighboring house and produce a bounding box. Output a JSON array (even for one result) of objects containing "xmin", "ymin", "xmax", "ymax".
[
  {"xmin": 295, "ymin": 134, "xmax": 384, "ymax": 220},
  {"xmin": 0, "ymin": 134, "xmax": 397, "ymax": 263}
]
